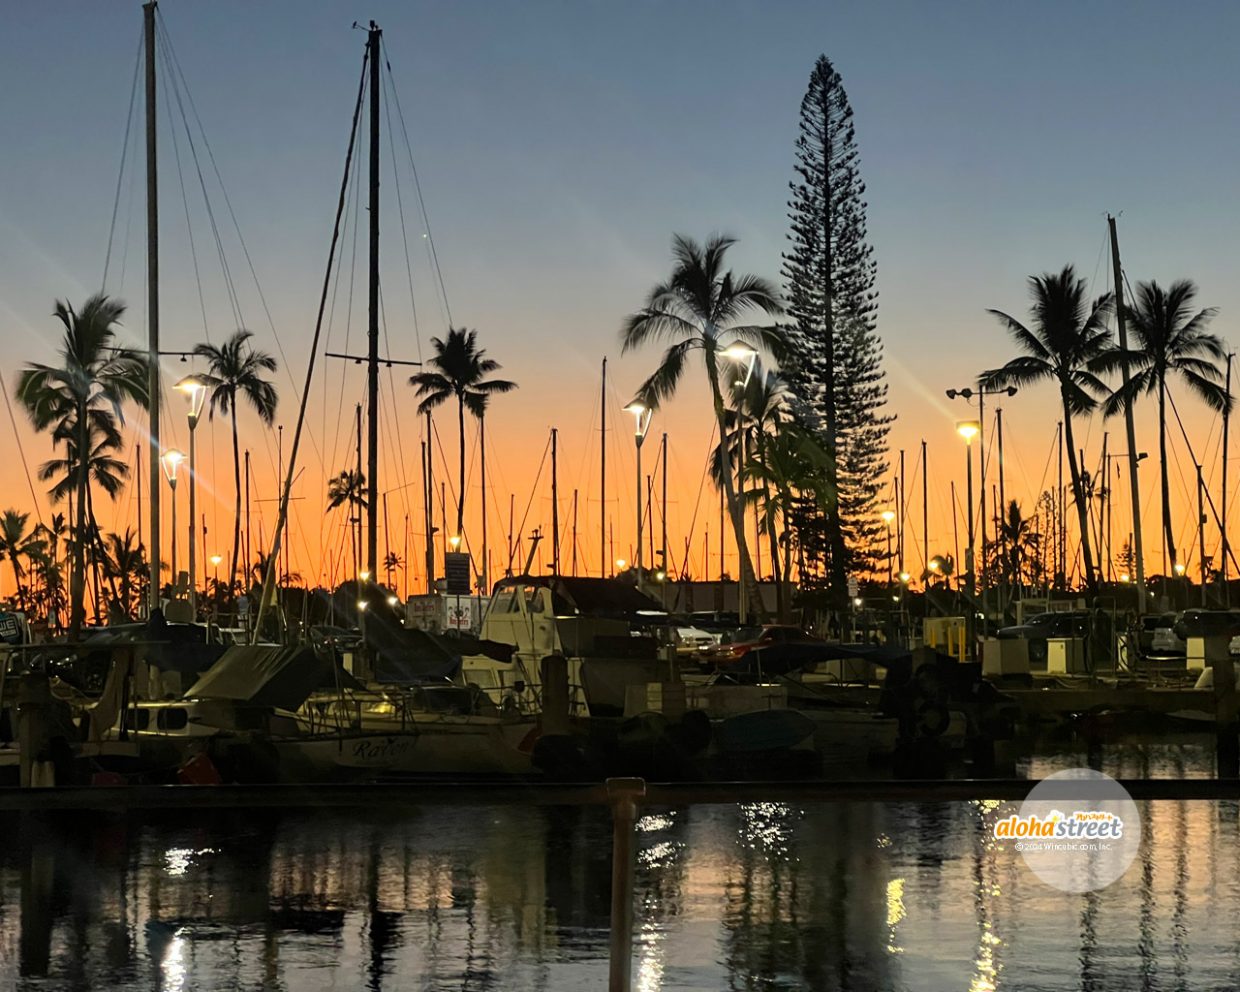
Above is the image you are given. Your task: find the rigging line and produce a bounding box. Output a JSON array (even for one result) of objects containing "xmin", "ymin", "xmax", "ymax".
[
  {"xmin": 1, "ymin": 377, "xmax": 44, "ymax": 528},
  {"xmin": 158, "ymin": 50, "xmax": 212, "ymax": 346},
  {"xmin": 382, "ymin": 42, "xmax": 454, "ymax": 328},
  {"xmin": 320, "ymin": 109, "xmax": 363, "ymax": 490},
  {"xmin": 158, "ymin": 21, "xmax": 244, "ymax": 331},
  {"xmin": 377, "ymin": 281, "xmax": 416, "ymax": 527},
  {"xmin": 380, "ymin": 62, "xmax": 423, "ymax": 362},
  {"xmin": 678, "ymin": 421, "xmax": 718, "ymax": 581},
  {"xmin": 326, "ymin": 102, "xmax": 367, "ymax": 483},
  {"xmin": 254, "ymin": 43, "xmax": 369, "ymax": 639},
  {"xmin": 156, "ymin": 14, "xmax": 303, "ymax": 404},
  {"xmin": 102, "ymin": 27, "xmax": 144, "ymax": 291},
  {"xmin": 508, "ymin": 434, "xmax": 553, "ymax": 573}
]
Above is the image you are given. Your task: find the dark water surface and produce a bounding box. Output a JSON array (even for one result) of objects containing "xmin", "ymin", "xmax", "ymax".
[{"xmin": 2, "ymin": 740, "xmax": 1238, "ymax": 991}]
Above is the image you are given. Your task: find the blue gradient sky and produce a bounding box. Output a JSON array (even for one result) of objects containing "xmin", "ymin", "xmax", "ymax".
[{"xmin": 2, "ymin": 1, "xmax": 1238, "ymax": 583}]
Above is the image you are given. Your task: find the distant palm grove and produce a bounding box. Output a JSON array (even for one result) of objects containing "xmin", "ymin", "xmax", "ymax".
[{"xmin": 4, "ymin": 52, "xmax": 1235, "ymax": 636}]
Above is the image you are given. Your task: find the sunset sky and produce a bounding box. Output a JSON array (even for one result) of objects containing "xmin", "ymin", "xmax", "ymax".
[{"xmin": 2, "ymin": 1, "xmax": 1239, "ymax": 594}]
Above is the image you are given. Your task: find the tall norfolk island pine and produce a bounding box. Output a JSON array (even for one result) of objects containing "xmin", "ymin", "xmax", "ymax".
[{"xmin": 781, "ymin": 55, "xmax": 892, "ymax": 603}]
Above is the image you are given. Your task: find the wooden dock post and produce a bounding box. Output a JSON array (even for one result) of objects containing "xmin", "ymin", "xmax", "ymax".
[
  {"xmin": 540, "ymin": 654, "xmax": 570, "ymax": 737},
  {"xmin": 607, "ymin": 776, "xmax": 646, "ymax": 992},
  {"xmin": 17, "ymin": 674, "xmax": 52, "ymax": 789},
  {"xmin": 1208, "ymin": 635, "xmax": 1238, "ymax": 777}
]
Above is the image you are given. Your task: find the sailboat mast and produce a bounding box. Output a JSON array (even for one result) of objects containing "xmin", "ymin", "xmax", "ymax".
[
  {"xmin": 1109, "ymin": 215, "xmax": 1147, "ymax": 610},
  {"xmin": 1223, "ymin": 354, "xmax": 1232, "ymax": 603},
  {"xmin": 366, "ymin": 22, "xmax": 381, "ymax": 582},
  {"xmin": 551, "ymin": 427, "xmax": 560, "ymax": 575},
  {"xmin": 480, "ymin": 412, "xmax": 488, "ymax": 593},
  {"xmin": 600, "ymin": 356, "xmax": 606, "ymax": 577},
  {"xmin": 144, "ymin": 1, "xmax": 161, "ymax": 617}
]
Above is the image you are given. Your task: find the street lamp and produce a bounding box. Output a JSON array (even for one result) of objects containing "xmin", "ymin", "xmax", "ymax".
[
  {"xmin": 956, "ymin": 420, "xmax": 980, "ymax": 659},
  {"xmin": 947, "ymin": 384, "xmax": 1016, "ymax": 620},
  {"xmin": 721, "ymin": 343, "xmax": 760, "ymax": 623},
  {"xmin": 623, "ymin": 402, "xmax": 653, "ymax": 579},
  {"xmin": 175, "ymin": 375, "xmax": 208, "ymax": 611},
  {"xmin": 161, "ymin": 448, "xmax": 186, "ymax": 598},
  {"xmin": 208, "ymin": 553, "xmax": 222, "ymax": 623},
  {"xmin": 721, "ymin": 342, "xmax": 759, "ymax": 388}
]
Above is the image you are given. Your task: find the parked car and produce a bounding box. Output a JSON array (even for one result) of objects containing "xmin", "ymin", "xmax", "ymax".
[
  {"xmin": 1172, "ymin": 609, "xmax": 1240, "ymax": 641},
  {"xmin": 674, "ymin": 623, "xmax": 720, "ymax": 656},
  {"xmin": 701, "ymin": 624, "xmax": 824, "ymax": 670},
  {"xmin": 996, "ymin": 611, "xmax": 1090, "ymax": 666},
  {"xmin": 1138, "ymin": 612, "xmax": 1178, "ymax": 655},
  {"xmin": 1150, "ymin": 622, "xmax": 1186, "ymax": 657}
]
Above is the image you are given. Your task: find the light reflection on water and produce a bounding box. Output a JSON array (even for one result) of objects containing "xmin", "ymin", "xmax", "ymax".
[{"xmin": 0, "ymin": 739, "xmax": 1238, "ymax": 990}]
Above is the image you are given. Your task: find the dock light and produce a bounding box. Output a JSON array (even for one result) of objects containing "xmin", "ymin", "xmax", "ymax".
[
  {"xmin": 174, "ymin": 374, "xmax": 209, "ymax": 426},
  {"xmin": 898, "ymin": 571, "xmax": 911, "ymax": 583},
  {"xmin": 928, "ymin": 558, "xmax": 942, "ymax": 573},
  {"xmin": 623, "ymin": 401, "xmax": 653, "ymax": 441},
  {"xmin": 1174, "ymin": 562, "xmax": 1187, "ymax": 576},
  {"xmin": 1119, "ymin": 572, "xmax": 1131, "ymax": 583},
  {"xmin": 655, "ymin": 570, "xmax": 666, "ymax": 582},
  {"xmin": 448, "ymin": 534, "xmax": 462, "ymax": 551},
  {"xmin": 881, "ymin": 510, "xmax": 895, "ymax": 525},
  {"xmin": 721, "ymin": 342, "xmax": 759, "ymax": 387},
  {"xmin": 387, "ymin": 595, "xmax": 399, "ymax": 607},
  {"xmin": 359, "ymin": 570, "xmax": 370, "ymax": 581},
  {"xmin": 956, "ymin": 420, "xmax": 980, "ymax": 443},
  {"xmin": 616, "ymin": 558, "xmax": 628, "ymax": 570},
  {"xmin": 160, "ymin": 448, "xmax": 185, "ymax": 484},
  {"xmin": 357, "ymin": 600, "xmax": 369, "ymax": 611},
  {"xmin": 209, "ymin": 554, "xmax": 222, "ymax": 567},
  {"xmin": 853, "ymin": 597, "xmax": 863, "ymax": 608}
]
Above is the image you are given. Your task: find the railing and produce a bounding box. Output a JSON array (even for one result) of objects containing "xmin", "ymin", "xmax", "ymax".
[{"xmin": 4, "ymin": 776, "xmax": 1240, "ymax": 991}]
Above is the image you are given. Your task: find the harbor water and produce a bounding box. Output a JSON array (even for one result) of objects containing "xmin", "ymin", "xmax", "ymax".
[{"xmin": 2, "ymin": 738, "xmax": 1237, "ymax": 991}]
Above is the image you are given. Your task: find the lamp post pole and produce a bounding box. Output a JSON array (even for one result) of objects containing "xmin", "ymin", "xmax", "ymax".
[
  {"xmin": 175, "ymin": 377, "xmax": 207, "ymax": 615},
  {"xmin": 624, "ymin": 403, "xmax": 653, "ymax": 580},
  {"xmin": 956, "ymin": 422, "xmax": 980, "ymax": 660},
  {"xmin": 161, "ymin": 449, "xmax": 185, "ymax": 602},
  {"xmin": 946, "ymin": 385, "xmax": 1016, "ymax": 640}
]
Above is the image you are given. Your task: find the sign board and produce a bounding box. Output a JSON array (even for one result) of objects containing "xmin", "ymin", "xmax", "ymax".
[
  {"xmin": 0, "ymin": 612, "xmax": 25, "ymax": 646},
  {"xmin": 444, "ymin": 552, "xmax": 472, "ymax": 595},
  {"xmin": 847, "ymin": 576, "xmax": 859, "ymax": 599},
  {"xmin": 445, "ymin": 595, "xmax": 476, "ymax": 631}
]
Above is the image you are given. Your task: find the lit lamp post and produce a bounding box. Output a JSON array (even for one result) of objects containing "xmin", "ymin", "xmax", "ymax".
[
  {"xmin": 209, "ymin": 554, "xmax": 222, "ymax": 616},
  {"xmin": 175, "ymin": 375, "xmax": 208, "ymax": 613},
  {"xmin": 881, "ymin": 509, "xmax": 896, "ymax": 585},
  {"xmin": 956, "ymin": 421, "xmax": 980, "ymax": 658},
  {"xmin": 623, "ymin": 402, "xmax": 653, "ymax": 580},
  {"xmin": 720, "ymin": 342, "xmax": 759, "ymax": 623},
  {"xmin": 946, "ymin": 384, "xmax": 1016, "ymax": 629},
  {"xmin": 161, "ymin": 449, "xmax": 186, "ymax": 601}
]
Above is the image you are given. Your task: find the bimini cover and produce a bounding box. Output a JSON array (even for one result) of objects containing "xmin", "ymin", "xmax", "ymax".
[
  {"xmin": 184, "ymin": 645, "xmax": 360, "ymax": 710},
  {"xmin": 369, "ymin": 625, "xmax": 462, "ymax": 684}
]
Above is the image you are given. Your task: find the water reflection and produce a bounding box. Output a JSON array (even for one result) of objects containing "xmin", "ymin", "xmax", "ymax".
[{"xmin": 2, "ymin": 742, "xmax": 1240, "ymax": 989}]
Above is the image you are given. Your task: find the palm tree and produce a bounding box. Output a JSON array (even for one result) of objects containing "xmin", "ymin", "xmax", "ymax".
[
  {"xmin": 0, "ymin": 510, "xmax": 44, "ymax": 610},
  {"xmin": 327, "ymin": 469, "xmax": 368, "ymax": 578},
  {"xmin": 101, "ymin": 528, "xmax": 146, "ymax": 619},
  {"xmin": 194, "ymin": 330, "xmax": 278, "ymax": 593},
  {"xmin": 981, "ymin": 266, "xmax": 1113, "ymax": 594},
  {"xmin": 709, "ymin": 367, "xmax": 793, "ymax": 610},
  {"xmin": 409, "ymin": 328, "xmax": 516, "ymax": 538},
  {"xmin": 743, "ymin": 421, "xmax": 832, "ymax": 621},
  {"xmin": 621, "ymin": 234, "xmax": 785, "ymax": 621},
  {"xmin": 1104, "ymin": 279, "xmax": 1232, "ymax": 574},
  {"xmin": 995, "ymin": 500, "xmax": 1040, "ymax": 593},
  {"xmin": 17, "ymin": 294, "xmax": 147, "ymax": 636}
]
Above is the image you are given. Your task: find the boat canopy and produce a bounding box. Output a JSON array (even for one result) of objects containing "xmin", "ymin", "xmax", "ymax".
[
  {"xmin": 493, "ymin": 576, "xmax": 662, "ymax": 618},
  {"xmin": 184, "ymin": 645, "xmax": 361, "ymax": 710}
]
